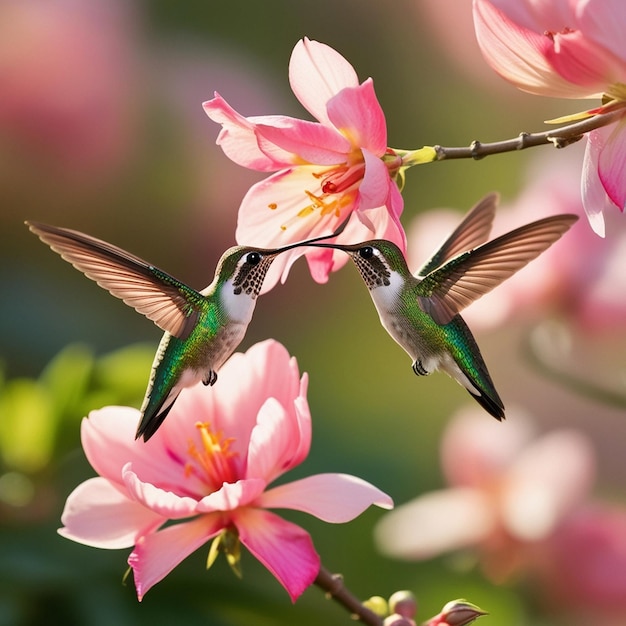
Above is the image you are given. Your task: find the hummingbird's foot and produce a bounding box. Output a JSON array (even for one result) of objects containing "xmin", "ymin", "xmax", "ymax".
[
  {"xmin": 203, "ymin": 370, "xmax": 218, "ymax": 386},
  {"xmin": 412, "ymin": 360, "xmax": 429, "ymax": 376}
]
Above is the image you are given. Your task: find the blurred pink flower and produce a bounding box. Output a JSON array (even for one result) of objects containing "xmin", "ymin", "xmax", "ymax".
[
  {"xmin": 537, "ymin": 503, "xmax": 626, "ymax": 618},
  {"xmin": 473, "ymin": 0, "xmax": 626, "ymax": 235},
  {"xmin": 203, "ymin": 37, "xmax": 406, "ymax": 290},
  {"xmin": 59, "ymin": 340, "xmax": 392, "ymax": 601},
  {"xmin": 375, "ymin": 408, "xmax": 595, "ymax": 582},
  {"xmin": 407, "ymin": 148, "xmax": 626, "ymax": 333},
  {"xmin": 0, "ymin": 0, "xmax": 138, "ymax": 182}
]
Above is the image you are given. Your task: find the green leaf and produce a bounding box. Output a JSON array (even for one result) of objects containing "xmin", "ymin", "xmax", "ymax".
[
  {"xmin": 39, "ymin": 344, "xmax": 94, "ymax": 422},
  {"xmin": 93, "ymin": 343, "xmax": 154, "ymax": 405},
  {"xmin": 0, "ymin": 379, "xmax": 55, "ymax": 472}
]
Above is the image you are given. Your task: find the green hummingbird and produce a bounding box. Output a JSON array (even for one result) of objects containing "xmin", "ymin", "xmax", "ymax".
[
  {"xmin": 26, "ymin": 221, "xmax": 337, "ymax": 441},
  {"xmin": 308, "ymin": 193, "xmax": 578, "ymax": 419}
]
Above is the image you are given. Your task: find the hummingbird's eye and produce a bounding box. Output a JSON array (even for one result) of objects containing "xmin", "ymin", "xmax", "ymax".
[
  {"xmin": 359, "ymin": 246, "xmax": 374, "ymax": 259},
  {"xmin": 245, "ymin": 251, "xmax": 262, "ymax": 265}
]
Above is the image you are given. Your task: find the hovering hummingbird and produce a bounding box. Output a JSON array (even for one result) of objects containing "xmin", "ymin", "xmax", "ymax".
[
  {"xmin": 27, "ymin": 222, "xmax": 338, "ymax": 441},
  {"xmin": 307, "ymin": 193, "xmax": 578, "ymax": 419}
]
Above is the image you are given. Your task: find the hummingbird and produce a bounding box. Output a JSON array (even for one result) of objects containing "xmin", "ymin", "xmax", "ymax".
[
  {"xmin": 307, "ymin": 193, "xmax": 578, "ymax": 419},
  {"xmin": 27, "ymin": 221, "xmax": 339, "ymax": 441}
]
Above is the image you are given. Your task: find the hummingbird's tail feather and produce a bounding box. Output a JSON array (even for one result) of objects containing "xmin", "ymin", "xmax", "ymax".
[
  {"xmin": 466, "ymin": 386, "xmax": 505, "ymax": 421},
  {"xmin": 135, "ymin": 395, "xmax": 179, "ymax": 441},
  {"xmin": 442, "ymin": 316, "xmax": 505, "ymax": 421}
]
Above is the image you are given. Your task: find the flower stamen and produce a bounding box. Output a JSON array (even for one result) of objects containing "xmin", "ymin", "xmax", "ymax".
[
  {"xmin": 185, "ymin": 421, "xmax": 238, "ymax": 491},
  {"xmin": 543, "ymin": 26, "xmax": 575, "ymax": 41}
]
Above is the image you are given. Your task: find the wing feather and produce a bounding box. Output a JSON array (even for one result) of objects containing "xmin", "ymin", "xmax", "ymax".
[
  {"xmin": 416, "ymin": 192, "xmax": 499, "ymax": 276},
  {"xmin": 27, "ymin": 221, "xmax": 203, "ymax": 339},
  {"xmin": 416, "ymin": 214, "xmax": 578, "ymax": 325}
]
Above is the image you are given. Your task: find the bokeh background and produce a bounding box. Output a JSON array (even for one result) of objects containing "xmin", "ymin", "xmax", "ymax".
[{"xmin": 2, "ymin": 1, "xmax": 626, "ymax": 625}]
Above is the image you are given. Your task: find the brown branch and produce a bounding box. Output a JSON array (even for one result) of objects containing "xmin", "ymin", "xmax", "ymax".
[
  {"xmin": 314, "ymin": 565, "xmax": 383, "ymax": 626},
  {"xmin": 431, "ymin": 108, "xmax": 625, "ymax": 161}
]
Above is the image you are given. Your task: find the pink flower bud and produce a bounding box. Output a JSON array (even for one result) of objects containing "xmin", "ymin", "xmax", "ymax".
[
  {"xmin": 425, "ymin": 599, "xmax": 487, "ymax": 626},
  {"xmin": 388, "ymin": 590, "xmax": 417, "ymax": 619}
]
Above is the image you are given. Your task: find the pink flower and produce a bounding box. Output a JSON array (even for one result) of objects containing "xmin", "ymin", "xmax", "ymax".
[
  {"xmin": 537, "ymin": 503, "xmax": 626, "ymax": 617},
  {"xmin": 203, "ymin": 37, "xmax": 406, "ymax": 290},
  {"xmin": 58, "ymin": 340, "xmax": 392, "ymax": 601},
  {"xmin": 375, "ymin": 408, "xmax": 594, "ymax": 582},
  {"xmin": 473, "ymin": 0, "xmax": 626, "ymax": 235}
]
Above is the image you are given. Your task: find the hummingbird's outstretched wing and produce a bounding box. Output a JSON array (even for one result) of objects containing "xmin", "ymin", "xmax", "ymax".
[
  {"xmin": 415, "ymin": 192, "xmax": 499, "ymax": 277},
  {"xmin": 27, "ymin": 221, "xmax": 204, "ymax": 340},
  {"xmin": 415, "ymin": 214, "xmax": 578, "ymax": 325}
]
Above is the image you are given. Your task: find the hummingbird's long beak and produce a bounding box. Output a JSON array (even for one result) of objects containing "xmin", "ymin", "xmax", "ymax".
[
  {"xmin": 293, "ymin": 242, "xmax": 358, "ymax": 252},
  {"xmin": 271, "ymin": 215, "xmax": 352, "ymax": 254}
]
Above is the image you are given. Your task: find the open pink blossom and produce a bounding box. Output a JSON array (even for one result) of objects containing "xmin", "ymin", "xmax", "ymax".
[
  {"xmin": 473, "ymin": 0, "xmax": 626, "ymax": 235},
  {"xmin": 375, "ymin": 408, "xmax": 595, "ymax": 582},
  {"xmin": 203, "ymin": 37, "xmax": 406, "ymax": 290},
  {"xmin": 58, "ymin": 340, "xmax": 392, "ymax": 601}
]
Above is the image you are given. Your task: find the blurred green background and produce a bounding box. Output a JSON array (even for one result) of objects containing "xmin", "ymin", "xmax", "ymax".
[{"xmin": 2, "ymin": 1, "xmax": 625, "ymax": 625}]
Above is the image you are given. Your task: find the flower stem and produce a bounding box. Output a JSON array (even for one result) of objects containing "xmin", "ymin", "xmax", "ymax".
[
  {"xmin": 429, "ymin": 108, "xmax": 624, "ymax": 161},
  {"xmin": 314, "ymin": 565, "xmax": 383, "ymax": 625}
]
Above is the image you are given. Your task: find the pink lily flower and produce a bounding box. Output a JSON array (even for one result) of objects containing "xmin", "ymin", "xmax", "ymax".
[
  {"xmin": 473, "ymin": 0, "xmax": 626, "ymax": 235},
  {"xmin": 58, "ymin": 340, "xmax": 392, "ymax": 601},
  {"xmin": 203, "ymin": 37, "xmax": 406, "ymax": 289}
]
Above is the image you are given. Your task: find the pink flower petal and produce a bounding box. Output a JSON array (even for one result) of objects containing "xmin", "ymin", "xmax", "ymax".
[
  {"xmin": 487, "ymin": 0, "xmax": 574, "ymax": 32},
  {"xmin": 129, "ymin": 515, "xmax": 224, "ymax": 600},
  {"xmin": 244, "ymin": 381, "xmax": 312, "ymax": 481},
  {"xmin": 258, "ymin": 473, "xmax": 393, "ymax": 522},
  {"xmin": 81, "ymin": 406, "xmax": 200, "ymax": 497},
  {"xmin": 384, "ymin": 182, "xmax": 408, "ymax": 251},
  {"xmin": 246, "ymin": 398, "xmax": 299, "ymax": 483},
  {"xmin": 441, "ymin": 408, "xmax": 535, "ymax": 487},
  {"xmin": 302, "ymin": 243, "xmax": 350, "ymax": 284},
  {"xmin": 289, "ymin": 38, "xmax": 359, "ymax": 127},
  {"xmin": 122, "ymin": 463, "xmax": 199, "ymax": 519},
  {"xmin": 202, "ymin": 92, "xmax": 279, "ymax": 171},
  {"xmin": 544, "ymin": 503, "xmax": 626, "ymax": 610},
  {"xmin": 544, "ymin": 29, "xmax": 619, "ymax": 92},
  {"xmin": 255, "ymin": 118, "xmax": 350, "ymax": 165},
  {"xmin": 58, "ymin": 477, "xmax": 164, "ymax": 549},
  {"xmin": 502, "ymin": 430, "xmax": 595, "ymax": 540},
  {"xmin": 578, "ymin": 0, "xmax": 626, "ymax": 66},
  {"xmin": 357, "ymin": 148, "xmax": 391, "ymax": 211},
  {"xmin": 582, "ymin": 130, "xmax": 613, "ymax": 236},
  {"xmin": 597, "ymin": 120, "xmax": 626, "ymax": 211},
  {"xmin": 289, "ymin": 393, "xmax": 313, "ymax": 470},
  {"xmin": 196, "ymin": 479, "xmax": 266, "ymax": 513},
  {"xmin": 80, "ymin": 407, "xmax": 143, "ymax": 483},
  {"xmin": 326, "ymin": 79, "xmax": 387, "ymax": 155},
  {"xmin": 473, "ymin": 0, "xmax": 597, "ymax": 97},
  {"xmin": 233, "ymin": 507, "xmax": 319, "ymax": 601},
  {"xmin": 375, "ymin": 488, "xmax": 496, "ymax": 560}
]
